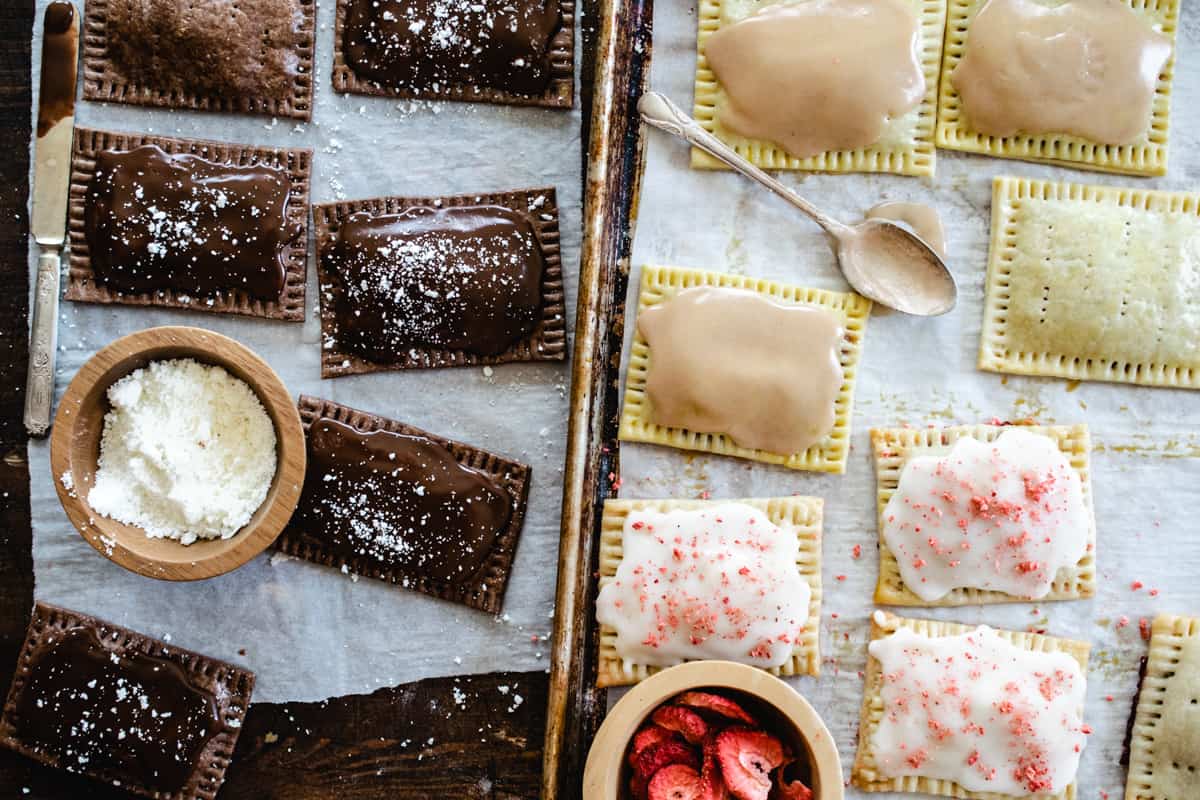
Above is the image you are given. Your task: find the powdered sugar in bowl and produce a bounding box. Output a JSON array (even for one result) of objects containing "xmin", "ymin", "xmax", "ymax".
[{"xmin": 50, "ymin": 326, "xmax": 306, "ymax": 581}]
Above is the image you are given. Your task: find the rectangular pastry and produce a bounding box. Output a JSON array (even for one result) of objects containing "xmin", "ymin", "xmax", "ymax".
[
  {"xmin": 83, "ymin": 0, "xmax": 316, "ymax": 119},
  {"xmin": 692, "ymin": 0, "xmax": 946, "ymax": 175},
  {"xmin": 0, "ymin": 602, "xmax": 254, "ymax": 800},
  {"xmin": 980, "ymin": 176, "xmax": 1200, "ymax": 389},
  {"xmin": 67, "ymin": 128, "xmax": 311, "ymax": 321},
  {"xmin": 274, "ymin": 396, "xmax": 532, "ymax": 614},
  {"xmin": 1124, "ymin": 613, "xmax": 1200, "ymax": 800},
  {"xmin": 619, "ymin": 265, "xmax": 871, "ymax": 473},
  {"xmin": 595, "ymin": 496, "xmax": 822, "ymax": 688},
  {"xmin": 852, "ymin": 611, "xmax": 1090, "ymax": 799},
  {"xmin": 332, "ymin": 0, "xmax": 575, "ymax": 109},
  {"xmin": 936, "ymin": 0, "xmax": 1179, "ymax": 176},
  {"xmin": 872, "ymin": 423, "xmax": 1096, "ymax": 606},
  {"xmin": 313, "ymin": 188, "xmax": 566, "ymax": 377}
]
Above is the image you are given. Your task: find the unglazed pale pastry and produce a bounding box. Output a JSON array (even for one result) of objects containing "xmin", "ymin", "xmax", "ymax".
[
  {"xmin": 980, "ymin": 176, "xmax": 1200, "ymax": 389},
  {"xmin": 881, "ymin": 429, "xmax": 1089, "ymax": 602},
  {"xmin": 704, "ymin": 0, "xmax": 925, "ymax": 158},
  {"xmin": 866, "ymin": 202, "xmax": 946, "ymax": 257},
  {"xmin": 596, "ymin": 503, "xmax": 811, "ymax": 669},
  {"xmin": 638, "ymin": 286, "xmax": 844, "ymax": 454},
  {"xmin": 952, "ymin": 0, "xmax": 1171, "ymax": 144},
  {"xmin": 594, "ymin": 496, "xmax": 823, "ymax": 687},
  {"xmin": 852, "ymin": 612, "xmax": 1091, "ymax": 800},
  {"xmin": 1125, "ymin": 614, "xmax": 1200, "ymax": 800}
]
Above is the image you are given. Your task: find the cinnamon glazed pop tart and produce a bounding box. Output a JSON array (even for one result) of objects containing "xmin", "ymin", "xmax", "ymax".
[
  {"xmin": 314, "ymin": 188, "xmax": 566, "ymax": 376},
  {"xmin": 853, "ymin": 611, "xmax": 1091, "ymax": 799},
  {"xmin": 275, "ymin": 397, "xmax": 531, "ymax": 614},
  {"xmin": 619, "ymin": 266, "xmax": 870, "ymax": 473},
  {"xmin": 67, "ymin": 129, "xmax": 311, "ymax": 321},
  {"xmin": 872, "ymin": 424, "xmax": 1096, "ymax": 606},
  {"xmin": 594, "ymin": 497, "xmax": 823, "ymax": 687}
]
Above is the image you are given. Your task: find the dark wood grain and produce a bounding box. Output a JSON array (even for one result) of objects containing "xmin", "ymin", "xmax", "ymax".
[
  {"xmin": 220, "ymin": 671, "xmax": 548, "ymax": 800},
  {"xmin": 543, "ymin": 0, "xmax": 653, "ymax": 797}
]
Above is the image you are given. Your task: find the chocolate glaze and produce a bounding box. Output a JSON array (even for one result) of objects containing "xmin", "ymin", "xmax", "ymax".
[
  {"xmin": 84, "ymin": 144, "xmax": 294, "ymax": 301},
  {"xmin": 326, "ymin": 204, "xmax": 544, "ymax": 361},
  {"xmin": 12, "ymin": 627, "xmax": 221, "ymax": 792},
  {"xmin": 294, "ymin": 417, "xmax": 513, "ymax": 585},
  {"xmin": 37, "ymin": 2, "xmax": 78, "ymax": 138},
  {"xmin": 343, "ymin": 0, "xmax": 562, "ymax": 97}
]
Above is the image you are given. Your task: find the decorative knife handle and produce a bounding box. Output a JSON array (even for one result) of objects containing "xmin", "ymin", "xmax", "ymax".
[{"xmin": 24, "ymin": 248, "xmax": 61, "ymax": 438}]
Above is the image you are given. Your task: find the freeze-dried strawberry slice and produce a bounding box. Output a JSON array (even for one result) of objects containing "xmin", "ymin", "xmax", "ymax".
[
  {"xmin": 715, "ymin": 728, "xmax": 787, "ymax": 800},
  {"xmin": 652, "ymin": 705, "xmax": 709, "ymax": 744},
  {"xmin": 648, "ymin": 763, "xmax": 705, "ymax": 800},
  {"xmin": 674, "ymin": 691, "xmax": 758, "ymax": 725},
  {"xmin": 769, "ymin": 775, "xmax": 813, "ymax": 800},
  {"xmin": 635, "ymin": 739, "xmax": 701, "ymax": 780},
  {"xmin": 699, "ymin": 733, "xmax": 730, "ymax": 800},
  {"xmin": 630, "ymin": 725, "xmax": 679, "ymax": 766}
]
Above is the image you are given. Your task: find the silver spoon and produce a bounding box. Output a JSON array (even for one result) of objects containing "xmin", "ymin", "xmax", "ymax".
[{"xmin": 637, "ymin": 91, "xmax": 957, "ymax": 316}]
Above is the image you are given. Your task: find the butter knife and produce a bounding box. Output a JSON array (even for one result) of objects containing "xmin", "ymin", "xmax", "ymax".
[{"xmin": 25, "ymin": 1, "xmax": 79, "ymax": 437}]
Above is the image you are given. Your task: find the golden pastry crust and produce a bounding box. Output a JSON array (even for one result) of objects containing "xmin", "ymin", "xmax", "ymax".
[
  {"xmin": 619, "ymin": 265, "xmax": 871, "ymax": 473},
  {"xmin": 852, "ymin": 611, "xmax": 1090, "ymax": 799},
  {"xmin": 979, "ymin": 176, "xmax": 1200, "ymax": 389},
  {"xmin": 1125, "ymin": 614, "xmax": 1200, "ymax": 800},
  {"xmin": 935, "ymin": 0, "xmax": 1179, "ymax": 175},
  {"xmin": 596, "ymin": 496, "xmax": 822, "ymax": 688},
  {"xmin": 692, "ymin": 0, "xmax": 946, "ymax": 175},
  {"xmin": 871, "ymin": 423, "xmax": 1097, "ymax": 606}
]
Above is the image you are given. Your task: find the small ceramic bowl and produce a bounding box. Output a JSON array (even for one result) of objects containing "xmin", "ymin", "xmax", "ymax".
[
  {"xmin": 49, "ymin": 326, "xmax": 306, "ymax": 581},
  {"xmin": 583, "ymin": 661, "xmax": 843, "ymax": 800}
]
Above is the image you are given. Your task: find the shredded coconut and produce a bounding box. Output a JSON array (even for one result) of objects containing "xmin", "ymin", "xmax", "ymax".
[{"xmin": 88, "ymin": 359, "xmax": 277, "ymax": 545}]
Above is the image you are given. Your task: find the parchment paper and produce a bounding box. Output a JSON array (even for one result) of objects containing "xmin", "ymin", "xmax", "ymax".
[
  {"xmin": 615, "ymin": 4, "xmax": 1200, "ymax": 797},
  {"xmin": 27, "ymin": 0, "xmax": 580, "ymax": 703}
]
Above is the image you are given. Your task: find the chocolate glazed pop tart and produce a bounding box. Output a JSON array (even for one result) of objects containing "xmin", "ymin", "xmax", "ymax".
[
  {"xmin": 333, "ymin": 0, "xmax": 575, "ymax": 108},
  {"xmin": 67, "ymin": 129, "xmax": 312, "ymax": 320},
  {"xmin": 314, "ymin": 188, "xmax": 565, "ymax": 376},
  {"xmin": 275, "ymin": 397, "xmax": 532, "ymax": 614},
  {"xmin": 0, "ymin": 603, "xmax": 254, "ymax": 800}
]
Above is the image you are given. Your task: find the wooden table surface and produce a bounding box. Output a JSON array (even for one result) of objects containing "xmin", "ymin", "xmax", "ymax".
[{"xmin": 0, "ymin": 1, "xmax": 603, "ymax": 796}]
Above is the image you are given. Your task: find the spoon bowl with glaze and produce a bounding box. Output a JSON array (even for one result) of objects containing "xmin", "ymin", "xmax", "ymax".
[{"xmin": 637, "ymin": 91, "xmax": 957, "ymax": 316}]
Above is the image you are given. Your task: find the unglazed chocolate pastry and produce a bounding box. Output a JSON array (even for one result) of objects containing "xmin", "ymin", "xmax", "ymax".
[
  {"xmin": 293, "ymin": 417, "xmax": 514, "ymax": 585},
  {"xmin": 84, "ymin": 144, "xmax": 295, "ymax": 301},
  {"xmin": 325, "ymin": 204, "xmax": 545, "ymax": 361},
  {"xmin": 704, "ymin": 0, "xmax": 925, "ymax": 158},
  {"xmin": 952, "ymin": 0, "xmax": 1172, "ymax": 144},
  {"xmin": 866, "ymin": 202, "xmax": 946, "ymax": 258},
  {"xmin": 638, "ymin": 287, "xmax": 844, "ymax": 453},
  {"xmin": 343, "ymin": 0, "xmax": 562, "ymax": 97}
]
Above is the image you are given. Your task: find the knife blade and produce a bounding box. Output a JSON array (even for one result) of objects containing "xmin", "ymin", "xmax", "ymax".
[{"xmin": 25, "ymin": 1, "xmax": 79, "ymax": 438}]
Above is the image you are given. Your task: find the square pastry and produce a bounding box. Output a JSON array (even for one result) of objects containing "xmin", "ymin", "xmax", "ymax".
[
  {"xmin": 83, "ymin": 0, "xmax": 315, "ymax": 119},
  {"xmin": 619, "ymin": 265, "xmax": 871, "ymax": 473},
  {"xmin": 1125, "ymin": 614, "xmax": 1200, "ymax": 800},
  {"xmin": 0, "ymin": 602, "xmax": 254, "ymax": 800},
  {"xmin": 936, "ymin": 0, "xmax": 1179, "ymax": 175},
  {"xmin": 594, "ymin": 496, "xmax": 822, "ymax": 688},
  {"xmin": 332, "ymin": 0, "xmax": 575, "ymax": 109},
  {"xmin": 274, "ymin": 396, "xmax": 532, "ymax": 614},
  {"xmin": 66, "ymin": 128, "xmax": 312, "ymax": 321},
  {"xmin": 692, "ymin": 0, "xmax": 946, "ymax": 175},
  {"xmin": 980, "ymin": 176, "xmax": 1200, "ymax": 389},
  {"xmin": 871, "ymin": 423, "xmax": 1097, "ymax": 606},
  {"xmin": 313, "ymin": 188, "xmax": 566, "ymax": 377},
  {"xmin": 852, "ymin": 611, "xmax": 1090, "ymax": 799}
]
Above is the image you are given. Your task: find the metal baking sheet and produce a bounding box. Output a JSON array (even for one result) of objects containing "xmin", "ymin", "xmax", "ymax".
[
  {"xmin": 606, "ymin": 3, "xmax": 1200, "ymax": 798},
  {"xmin": 27, "ymin": 0, "xmax": 581, "ymax": 703}
]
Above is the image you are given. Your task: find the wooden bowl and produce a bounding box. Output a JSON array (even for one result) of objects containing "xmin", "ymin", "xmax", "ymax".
[
  {"xmin": 50, "ymin": 326, "xmax": 306, "ymax": 581},
  {"xmin": 582, "ymin": 661, "xmax": 843, "ymax": 800}
]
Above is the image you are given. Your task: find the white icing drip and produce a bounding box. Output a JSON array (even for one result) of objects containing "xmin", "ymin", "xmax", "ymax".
[
  {"xmin": 881, "ymin": 429, "xmax": 1089, "ymax": 601},
  {"xmin": 869, "ymin": 621, "xmax": 1088, "ymax": 796},
  {"xmin": 594, "ymin": 503, "xmax": 810, "ymax": 669}
]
